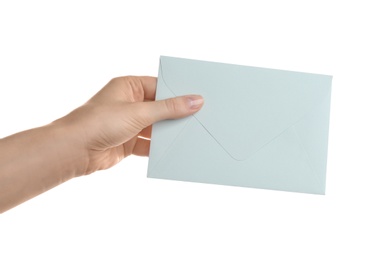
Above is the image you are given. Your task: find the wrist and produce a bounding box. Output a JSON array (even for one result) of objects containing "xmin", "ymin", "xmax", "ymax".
[{"xmin": 49, "ymin": 119, "xmax": 90, "ymax": 178}]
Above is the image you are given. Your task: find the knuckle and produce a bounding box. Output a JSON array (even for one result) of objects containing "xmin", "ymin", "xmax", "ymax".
[
  {"xmin": 130, "ymin": 81, "xmax": 144, "ymax": 101},
  {"xmin": 109, "ymin": 76, "xmax": 124, "ymax": 85},
  {"xmin": 164, "ymin": 98, "xmax": 180, "ymax": 113},
  {"xmin": 109, "ymin": 76, "xmax": 144, "ymax": 102}
]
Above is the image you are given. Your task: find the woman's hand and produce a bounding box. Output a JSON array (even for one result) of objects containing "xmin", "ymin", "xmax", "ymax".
[
  {"xmin": 56, "ymin": 76, "xmax": 203, "ymax": 174},
  {"xmin": 0, "ymin": 76, "xmax": 203, "ymax": 213}
]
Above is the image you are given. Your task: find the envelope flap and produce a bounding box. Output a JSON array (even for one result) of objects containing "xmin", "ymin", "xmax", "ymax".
[{"xmin": 159, "ymin": 56, "xmax": 332, "ymax": 161}]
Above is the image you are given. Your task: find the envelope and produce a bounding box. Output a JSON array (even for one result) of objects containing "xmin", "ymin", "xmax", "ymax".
[{"xmin": 147, "ymin": 56, "xmax": 332, "ymax": 194}]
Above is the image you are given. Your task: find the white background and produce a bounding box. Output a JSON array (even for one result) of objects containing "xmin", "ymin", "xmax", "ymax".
[{"xmin": 1, "ymin": 0, "xmax": 389, "ymax": 259}]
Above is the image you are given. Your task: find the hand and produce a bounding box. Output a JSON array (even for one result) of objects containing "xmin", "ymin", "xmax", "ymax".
[
  {"xmin": 0, "ymin": 75, "xmax": 203, "ymax": 213},
  {"xmin": 54, "ymin": 76, "xmax": 204, "ymax": 175}
]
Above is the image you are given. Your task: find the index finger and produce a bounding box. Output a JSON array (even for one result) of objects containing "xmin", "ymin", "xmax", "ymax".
[
  {"xmin": 90, "ymin": 76, "xmax": 158, "ymax": 103},
  {"xmin": 134, "ymin": 76, "xmax": 157, "ymax": 101}
]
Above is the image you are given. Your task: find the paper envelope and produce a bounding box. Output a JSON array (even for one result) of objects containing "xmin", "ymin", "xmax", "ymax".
[{"xmin": 147, "ymin": 56, "xmax": 332, "ymax": 194}]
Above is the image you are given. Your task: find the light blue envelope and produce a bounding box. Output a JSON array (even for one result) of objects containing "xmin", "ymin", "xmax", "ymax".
[{"xmin": 147, "ymin": 56, "xmax": 332, "ymax": 194}]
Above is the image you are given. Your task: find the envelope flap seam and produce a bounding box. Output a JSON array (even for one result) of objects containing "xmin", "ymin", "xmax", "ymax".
[
  {"xmin": 159, "ymin": 57, "xmax": 331, "ymax": 162},
  {"xmin": 159, "ymin": 59, "xmax": 247, "ymax": 161}
]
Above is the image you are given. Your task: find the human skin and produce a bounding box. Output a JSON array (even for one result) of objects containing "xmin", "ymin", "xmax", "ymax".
[{"xmin": 0, "ymin": 76, "xmax": 204, "ymax": 213}]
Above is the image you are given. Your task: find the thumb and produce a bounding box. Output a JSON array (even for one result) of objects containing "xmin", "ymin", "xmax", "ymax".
[{"xmin": 135, "ymin": 95, "xmax": 204, "ymax": 126}]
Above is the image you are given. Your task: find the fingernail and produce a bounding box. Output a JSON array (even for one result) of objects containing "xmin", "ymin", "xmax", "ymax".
[{"xmin": 188, "ymin": 95, "xmax": 204, "ymax": 110}]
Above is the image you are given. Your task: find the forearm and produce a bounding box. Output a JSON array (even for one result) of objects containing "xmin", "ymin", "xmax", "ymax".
[{"xmin": 0, "ymin": 123, "xmax": 87, "ymax": 213}]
